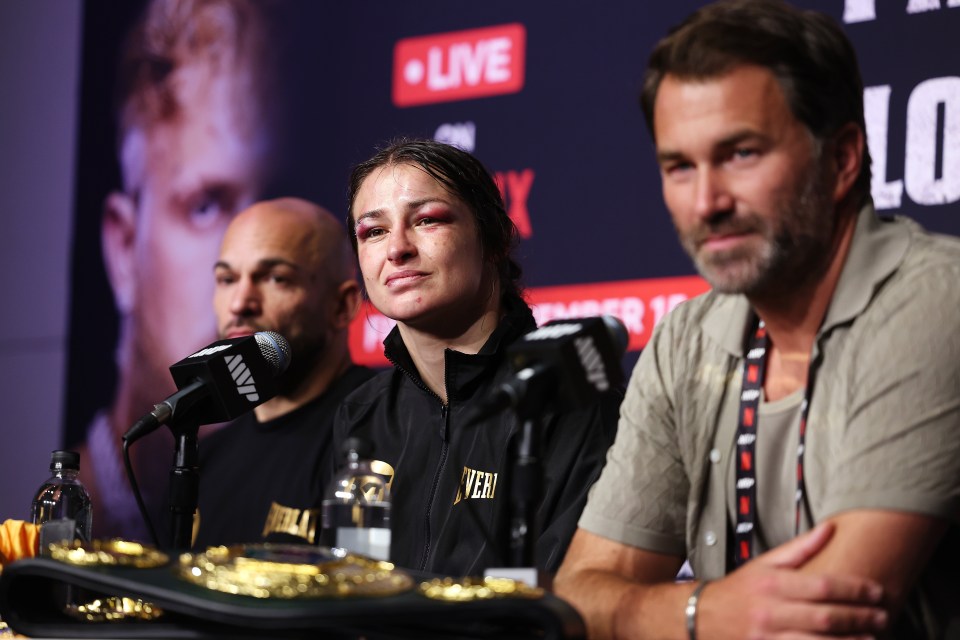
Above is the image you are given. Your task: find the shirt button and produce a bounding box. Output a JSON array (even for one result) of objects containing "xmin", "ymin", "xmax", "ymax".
[
  {"xmin": 704, "ymin": 531, "xmax": 717, "ymax": 546},
  {"xmin": 709, "ymin": 448, "xmax": 721, "ymax": 463}
]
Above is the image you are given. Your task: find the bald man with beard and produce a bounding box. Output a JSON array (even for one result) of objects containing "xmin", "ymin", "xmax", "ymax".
[{"xmin": 194, "ymin": 198, "xmax": 374, "ymax": 547}]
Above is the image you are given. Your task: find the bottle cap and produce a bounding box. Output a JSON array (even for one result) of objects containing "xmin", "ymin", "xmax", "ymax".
[
  {"xmin": 50, "ymin": 450, "xmax": 80, "ymax": 471},
  {"xmin": 341, "ymin": 437, "xmax": 372, "ymax": 460}
]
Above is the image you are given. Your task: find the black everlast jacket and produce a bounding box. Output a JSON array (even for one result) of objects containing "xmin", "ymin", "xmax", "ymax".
[{"xmin": 333, "ymin": 299, "xmax": 622, "ymax": 578}]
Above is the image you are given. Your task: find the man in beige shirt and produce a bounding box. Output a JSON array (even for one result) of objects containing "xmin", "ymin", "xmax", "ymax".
[{"xmin": 555, "ymin": 1, "xmax": 960, "ymax": 638}]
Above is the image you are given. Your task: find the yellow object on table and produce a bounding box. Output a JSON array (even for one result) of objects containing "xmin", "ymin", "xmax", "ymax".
[{"xmin": 0, "ymin": 520, "xmax": 38, "ymax": 570}]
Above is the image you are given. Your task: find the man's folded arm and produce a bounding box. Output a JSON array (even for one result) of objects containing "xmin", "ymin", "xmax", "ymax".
[
  {"xmin": 554, "ymin": 527, "xmax": 689, "ymax": 640},
  {"xmin": 796, "ymin": 509, "xmax": 947, "ymax": 616},
  {"xmin": 555, "ymin": 523, "xmax": 889, "ymax": 640}
]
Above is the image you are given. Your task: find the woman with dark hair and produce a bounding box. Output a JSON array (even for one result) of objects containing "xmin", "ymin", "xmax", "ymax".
[{"xmin": 334, "ymin": 138, "xmax": 620, "ymax": 577}]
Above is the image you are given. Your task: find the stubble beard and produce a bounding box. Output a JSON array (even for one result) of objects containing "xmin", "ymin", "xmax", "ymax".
[
  {"xmin": 683, "ymin": 157, "xmax": 837, "ymax": 298},
  {"xmin": 275, "ymin": 330, "xmax": 328, "ymax": 397}
]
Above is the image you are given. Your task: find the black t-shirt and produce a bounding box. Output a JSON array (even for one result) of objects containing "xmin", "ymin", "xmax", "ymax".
[{"xmin": 194, "ymin": 365, "xmax": 375, "ymax": 548}]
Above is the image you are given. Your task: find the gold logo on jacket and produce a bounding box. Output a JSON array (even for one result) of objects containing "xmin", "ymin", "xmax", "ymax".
[
  {"xmin": 453, "ymin": 466, "xmax": 499, "ymax": 505},
  {"xmin": 261, "ymin": 502, "xmax": 320, "ymax": 543}
]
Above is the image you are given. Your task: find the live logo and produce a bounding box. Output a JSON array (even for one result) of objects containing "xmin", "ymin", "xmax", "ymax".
[{"xmin": 393, "ymin": 24, "xmax": 526, "ymax": 107}]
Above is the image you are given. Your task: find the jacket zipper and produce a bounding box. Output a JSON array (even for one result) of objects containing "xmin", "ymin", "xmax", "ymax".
[
  {"xmin": 386, "ymin": 352, "xmax": 452, "ymax": 572},
  {"xmin": 419, "ymin": 404, "xmax": 449, "ymax": 570}
]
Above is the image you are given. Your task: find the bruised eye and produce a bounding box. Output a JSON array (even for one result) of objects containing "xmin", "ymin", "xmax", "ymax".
[
  {"xmin": 415, "ymin": 211, "xmax": 454, "ymax": 227},
  {"xmin": 356, "ymin": 222, "xmax": 386, "ymax": 241}
]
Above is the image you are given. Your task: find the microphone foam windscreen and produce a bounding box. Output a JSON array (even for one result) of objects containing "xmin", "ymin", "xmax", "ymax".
[{"xmin": 601, "ymin": 315, "xmax": 629, "ymax": 356}]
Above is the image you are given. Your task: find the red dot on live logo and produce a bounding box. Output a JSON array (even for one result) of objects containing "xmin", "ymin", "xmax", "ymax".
[{"xmin": 392, "ymin": 23, "xmax": 526, "ymax": 107}]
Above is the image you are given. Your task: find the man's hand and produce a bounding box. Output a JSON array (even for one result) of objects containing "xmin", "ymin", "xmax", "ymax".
[
  {"xmin": 698, "ymin": 523, "xmax": 887, "ymax": 639},
  {"xmin": 557, "ymin": 523, "xmax": 892, "ymax": 640}
]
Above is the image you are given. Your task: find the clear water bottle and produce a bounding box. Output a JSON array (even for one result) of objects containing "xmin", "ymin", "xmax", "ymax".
[
  {"xmin": 30, "ymin": 450, "xmax": 93, "ymax": 552},
  {"xmin": 321, "ymin": 438, "xmax": 391, "ymax": 561}
]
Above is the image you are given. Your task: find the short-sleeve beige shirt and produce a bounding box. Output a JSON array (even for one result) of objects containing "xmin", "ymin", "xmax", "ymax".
[{"xmin": 580, "ymin": 205, "xmax": 960, "ymax": 637}]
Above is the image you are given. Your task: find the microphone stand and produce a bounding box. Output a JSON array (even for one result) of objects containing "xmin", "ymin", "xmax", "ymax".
[
  {"xmin": 508, "ymin": 415, "xmax": 542, "ymax": 568},
  {"xmin": 484, "ymin": 378, "xmax": 550, "ymax": 586},
  {"xmin": 167, "ymin": 419, "xmax": 200, "ymax": 551}
]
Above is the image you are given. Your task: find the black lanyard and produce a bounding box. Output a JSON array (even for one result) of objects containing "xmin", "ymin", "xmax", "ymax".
[{"xmin": 733, "ymin": 318, "xmax": 815, "ymax": 567}]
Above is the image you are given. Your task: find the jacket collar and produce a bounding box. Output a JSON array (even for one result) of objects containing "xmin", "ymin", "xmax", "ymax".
[
  {"xmin": 383, "ymin": 296, "xmax": 537, "ymax": 403},
  {"xmin": 702, "ymin": 202, "xmax": 911, "ymax": 357}
]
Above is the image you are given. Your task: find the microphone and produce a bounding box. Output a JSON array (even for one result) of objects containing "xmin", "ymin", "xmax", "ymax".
[
  {"xmin": 123, "ymin": 331, "xmax": 291, "ymax": 443},
  {"xmin": 476, "ymin": 315, "xmax": 628, "ymax": 421}
]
